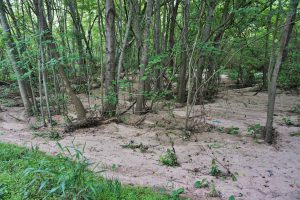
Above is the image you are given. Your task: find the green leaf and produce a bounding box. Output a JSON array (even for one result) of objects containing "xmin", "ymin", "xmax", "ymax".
[
  {"xmin": 228, "ymin": 195, "xmax": 235, "ymax": 200},
  {"xmin": 232, "ymin": 174, "xmax": 237, "ymax": 182}
]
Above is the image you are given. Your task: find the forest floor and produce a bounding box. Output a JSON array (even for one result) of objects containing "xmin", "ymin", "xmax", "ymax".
[{"xmin": 0, "ymin": 86, "xmax": 300, "ymax": 200}]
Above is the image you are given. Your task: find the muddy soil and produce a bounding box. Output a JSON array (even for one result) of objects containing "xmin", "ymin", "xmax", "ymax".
[{"xmin": 0, "ymin": 89, "xmax": 300, "ymax": 200}]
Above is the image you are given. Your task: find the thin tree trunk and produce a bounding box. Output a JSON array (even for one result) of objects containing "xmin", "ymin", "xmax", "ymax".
[
  {"xmin": 154, "ymin": 0, "xmax": 162, "ymax": 91},
  {"xmin": 265, "ymin": 0, "xmax": 298, "ymax": 143},
  {"xmin": 38, "ymin": 0, "xmax": 52, "ymax": 125},
  {"xmin": 135, "ymin": 0, "xmax": 154, "ymax": 114},
  {"xmin": 103, "ymin": 0, "xmax": 117, "ymax": 115},
  {"xmin": 33, "ymin": 0, "xmax": 86, "ymax": 120},
  {"xmin": 117, "ymin": 2, "xmax": 133, "ymax": 95},
  {"xmin": 195, "ymin": 1, "xmax": 215, "ymax": 93},
  {"xmin": 177, "ymin": 0, "xmax": 190, "ymax": 104},
  {"xmin": 67, "ymin": 0, "xmax": 86, "ymax": 76},
  {"xmin": 97, "ymin": 0, "xmax": 105, "ymax": 111},
  {"xmin": 0, "ymin": 0, "xmax": 32, "ymax": 115},
  {"xmin": 263, "ymin": 4, "xmax": 273, "ymax": 89},
  {"xmin": 168, "ymin": 0, "xmax": 180, "ymax": 69}
]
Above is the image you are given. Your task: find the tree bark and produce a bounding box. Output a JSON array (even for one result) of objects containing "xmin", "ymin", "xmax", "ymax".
[
  {"xmin": 177, "ymin": 0, "xmax": 190, "ymax": 103},
  {"xmin": 168, "ymin": 0, "xmax": 180, "ymax": 69},
  {"xmin": 154, "ymin": 0, "xmax": 162, "ymax": 91},
  {"xmin": 265, "ymin": 0, "xmax": 298, "ymax": 143},
  {"xmin": 33, "ymin": 0, "xmax": 86, "ymax": 120},
  {"xmin": 117, "ymin": 2, "xmax": 133, "ymax": 93},
  {"xmin": 0, "ymin": 0, "xmax": 32, "ymax": 115},
  {"xmin": 103, "ymin": 0, "xmax": 117, "ymax": 115},
  {"xmin": 135, "ymin": 0, "xmax": 154, "ymax": 114}
]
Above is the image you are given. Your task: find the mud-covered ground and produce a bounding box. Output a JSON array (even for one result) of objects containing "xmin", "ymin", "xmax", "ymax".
[{"xmin": 0, "ymin": 88, "xmax": 300, "ymax": 200}]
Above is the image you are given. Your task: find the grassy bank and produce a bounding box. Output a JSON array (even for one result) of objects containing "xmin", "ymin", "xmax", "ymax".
[{"xmin": 0, "ymin": 143, "xmax": 173, "ymax": 200}]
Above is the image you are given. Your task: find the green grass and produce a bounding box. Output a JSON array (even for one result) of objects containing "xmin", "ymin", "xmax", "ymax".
[{"xmin": 0, "ymin": 143, "xmax": 172, "ymax": 200}]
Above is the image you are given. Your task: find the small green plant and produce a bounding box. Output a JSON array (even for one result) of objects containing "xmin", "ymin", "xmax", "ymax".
[
  {"xmin": 210, "ymin": 159, "xmax": 221, "ymax": 176},
  {"xmin": 208, "ymin": 143, "xmax": 223, "ymax": 149},
  {"xmin": 283, "ymin": 116, "xmax": 293, "ymax": 126},
  {"xmin": 194, "ymin": 178, "xmax": 209, "ymax": 188},
  {"xmin": 231, "ymin": 174, "xmax": 237, "ymax": 182},
  {"xmin": 170, "ymin": 188, "xmax": 184, "ymax": 200},
  {"xmin": 227, "ymin": 126, "xmax": 240, "ymax": 135},
  {"xmin": 29, "ymin": 123, "xmax": 41, "ymax": 130},
  {"xmin": 217, "ymin": 126, "xmax": 225, "ymax": 133},
  {"xmin": 0, "ymin": 184, "xmax": 6, "ymax": 198},
  {"xmin": 49, "ymin": 131, "xmax": 62, "ymax": 140},
  {"xmin": 119, "ymin": 116, "xmax": 129, "ymax": 124},
  {"xmin": 32, "ymin": 130, "xmax": 62, "ymax": 141},
  {"xmin": 159, "ymin": 149, "xmax": 179, "ymax": 167},
  {"xmin": 289, "ymin": 104, "xmax": 300, "ymax": 114},
  {"xmin": 208, "ymin": 183, "xmax": 220, "ymax": 197},
  {"xmin": 229, "ymin": 195, "xmax": 236, "ymax": 200},
  {"xmin": 121, "ymin": 141, "xmax": 149, "ymax": 153},
  {"xmin": 247, "ymin": 123, "xmax": 263, "ymax": 138}
]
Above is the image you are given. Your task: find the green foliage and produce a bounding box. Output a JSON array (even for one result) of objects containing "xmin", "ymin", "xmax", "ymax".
[
  {"xmin": 278, "ymin": 60, "xmax": 300, "ymax": 89},
  {"xmin": 210, "ymin": 159, "xmax": 221, "ymax": 177},
  {"xmin": 227, "ymin": 126, "xmax": 240, "ymax": 135},
  {"xmin": 289, "ymin": 104, "xmax": 300, "ymax": 114},
  {"xmin": 228, "ymin": 195, "xmax": 236, "ymax": 200},
  {"xmin": 282, "ymin": 116, "xmax": 293, "ymax": 126},
  {"xmin": 247, "ymin": 123, "xmax": 263, "ymax": 138},
  {"xmin": 217, "ymin": 126, "xmax": 225, "ymax": 133},
  {"xmin": 159, "ymin": 149, "xmax": 179, "ymax": 167},
  {"xmin": 194, "ymin": 179, "xmax": 209, "ymax": 188},
  {"xmin": 121, "ymin": 141, "xmax": 149, "ymax": 153},
  {"xmin": 0, "ymin": 143, "xmax": 169, "ymax": 200},
  {"xmin": 170, "ymin": 188, "xmax": 184, "ymax": 200},
  {"xmin": 231, "ymin": 174, "xmax": 237, "ymax": 182},
  {"xmin": 32, "ymin": 130, "xmax": 62, "ymax": 141}
]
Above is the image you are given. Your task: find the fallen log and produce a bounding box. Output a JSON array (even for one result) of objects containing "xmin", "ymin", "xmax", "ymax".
[{"xmin": 63, "ymin": 117, "xmax": 118, "ymax": 133}]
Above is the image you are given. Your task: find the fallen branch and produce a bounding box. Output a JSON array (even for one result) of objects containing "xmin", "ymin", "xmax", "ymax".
[
  {"xmin": 7, "ymin": 113, "xmax": 26, "ymax": 122},
  {"xmin": 135, "ymin": 115, "xmax": 146, "ymax": 126},
  {"xmin": 118, "ymin": 100, "xmax": 137, "ymax": 116},
  {"xmin": 63, "ymin": 117, "xmax": 118, "ymax": 133}
]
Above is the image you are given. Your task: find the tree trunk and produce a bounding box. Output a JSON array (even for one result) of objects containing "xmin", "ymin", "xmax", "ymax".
[
  {"xmin": 154, "ymin": 0, "xmax": 162, "ymax": 91},
  {"xmin": 135, "ymin": 0, "xmax": 154, "ymax": 114},
  {"xmin": 167, "ymin": 0, "xmax": 180, "ymax": 70},
  {"xmin": 103, "ymin": 0, "xmax": 117, "ymax": 115},
  {"xmin": 117, "ymin": 2, "xmax": 133, "ymax": 94},
  {"xmin": 33, "ymin": 0, "xmax": 86, "ymax": 120},
  {"xmin": 195, "ymin": 1, "xmax": 216, "ymax": 93},
  {"xmin": 67, "ymin": 0, "xmax": 86, "ymax": 76},
  {"xmin": 265, "ymin": 0, "xmax": 298, "ymax": 143},
  {"xmin": 177, "ymin": 0, "xmax": 190, "ymax": 103},
  {"xmin": 0, "ymin": 0, "xmax": 32, "ymax": 115},
  {"xmin": 38, "ymin": 0, "xmax": 52, "ymax": 125}
]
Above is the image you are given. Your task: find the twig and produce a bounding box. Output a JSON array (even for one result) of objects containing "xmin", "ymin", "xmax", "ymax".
[
  {"xmin": 7, "ymin": 114, "xmax": 26, "ymax": 122},
  {"xmin": 135, "ymin": 115, "xmax": 146, "ymax": 126},
  {"xmin": 118, "ymin": 100, "xmax": 137, "ymax": 116}
]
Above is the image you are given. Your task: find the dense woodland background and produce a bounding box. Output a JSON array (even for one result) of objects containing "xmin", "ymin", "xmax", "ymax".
[{"xmin": 0, "ymin": 0, "xmax": 299, "ymax": 143}]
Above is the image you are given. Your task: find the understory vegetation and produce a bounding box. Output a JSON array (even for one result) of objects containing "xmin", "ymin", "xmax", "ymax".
[
  {"xmin": 0, "ymin": 143, "xmax": 171, "ymax": 200},
  {"xmin": 0, "ymin": 0, "xmax": 299, "ymax": 199}
]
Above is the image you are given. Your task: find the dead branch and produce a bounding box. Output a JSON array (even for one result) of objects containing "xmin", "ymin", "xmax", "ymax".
[
  {"xmin": 63, "ymin": 117, "xmax": 118, "ymax": 133},
  {"xmin": 7, "ymin": 113, "xmax": 26, "ymax": 122},
  {"xmin": 118, "ymin": 100, "xmax": 137, "ymax": 116},
  {"xmin": 135, "ymin": 115, "xmax": 146, "ymax": 126}
]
